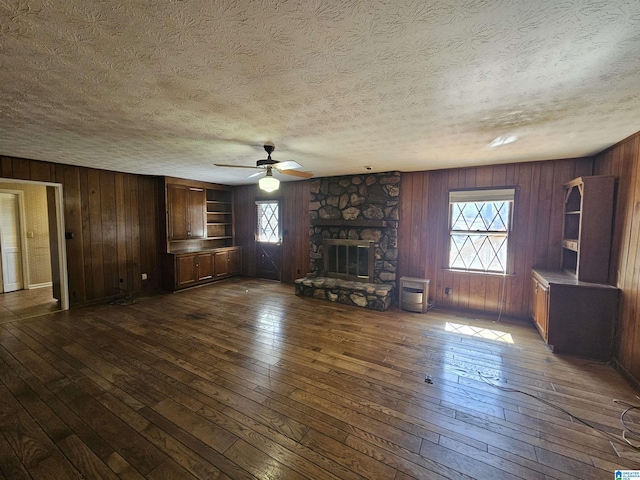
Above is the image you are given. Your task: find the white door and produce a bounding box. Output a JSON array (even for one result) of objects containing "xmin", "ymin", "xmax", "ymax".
[{"xmin": 0, "ymin": 192, "xmax": 23, "ymax": 293}]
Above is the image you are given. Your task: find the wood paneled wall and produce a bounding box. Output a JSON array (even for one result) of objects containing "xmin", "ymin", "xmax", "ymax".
[
  {"xmin": 593, "ymin": 131, "xmax": 640, "ymax": 385},
  {"xmin": 0, "ymin": 155, "xmax": 159, "ymax": 306},
  {"xmin": 234, "ymin": 181, "xmax": 310, "ymax": 283},
  {"xmin": 398, "ymin": 158, "xmax": 594, "ymax": 317}
]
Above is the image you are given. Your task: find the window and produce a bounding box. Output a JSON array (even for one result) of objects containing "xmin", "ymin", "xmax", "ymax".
[
  {"xmin": 448, "ymin": 188, "xmax": 515, "ymax": 273},
  {"xmin": 256, "ymin": 201, "xmax": 280, "ymax": 243}
]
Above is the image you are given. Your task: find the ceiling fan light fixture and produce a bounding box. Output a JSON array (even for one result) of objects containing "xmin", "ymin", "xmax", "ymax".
[{"xmin": 259, "ymin": 167, "xmax": 280, "ymax": 192}]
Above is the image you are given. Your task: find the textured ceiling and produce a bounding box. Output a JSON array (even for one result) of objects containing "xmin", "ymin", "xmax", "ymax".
[{"xmin": 1, "ymin": 0, "xmax": 639, "ymax": 185}]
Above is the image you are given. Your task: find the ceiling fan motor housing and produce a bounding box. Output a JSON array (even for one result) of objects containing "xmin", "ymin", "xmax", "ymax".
[{"xmin": 257, "ymin": 144, "xmax": 277, "ymax": 166}]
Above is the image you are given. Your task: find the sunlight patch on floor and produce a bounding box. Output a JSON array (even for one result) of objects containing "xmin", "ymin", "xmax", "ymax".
[{"xmin": 445, "ymin": 322, "xmax": 514, "ymax": 344}]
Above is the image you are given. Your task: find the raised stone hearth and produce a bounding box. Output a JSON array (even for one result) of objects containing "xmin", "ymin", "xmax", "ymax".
[{"xmin": 295, "ymin": 276, "xmax": 393, "ymax": 311}]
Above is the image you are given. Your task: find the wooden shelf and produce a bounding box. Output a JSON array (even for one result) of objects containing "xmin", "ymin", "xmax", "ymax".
[
  {"xmin": 207, "ymin": 236, "xmax": 233, "ymax": 240},
  {"xmin": 560, "ymin": 176, "xmax": 615, "ymax": 283},
  {"xmin": 207, "ymin": 222, "xmax": 231, "ymax": 226}
]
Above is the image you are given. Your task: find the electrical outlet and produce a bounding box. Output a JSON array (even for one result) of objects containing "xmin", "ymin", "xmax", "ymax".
[{"xmin": 141, "ymin": 273, "xmax": 148, "ymax": 280}]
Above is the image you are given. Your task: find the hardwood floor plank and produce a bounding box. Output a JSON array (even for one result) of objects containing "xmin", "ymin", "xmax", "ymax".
[
  {"xmin": 139, "ymin": 406, "xmax": 256, "ymax": 480},
  {"xmin": 1, "ymin": 279, "xmax": 639, "ymax": 479},
  {"xmin": 146, "ymin": 458, "xmax": 199, "ymax": 480},
  {"xmin": 224, "ymin": 439, "xmax": 308, "ymax": 480},
  {"xmin": 57, "ymin": 434, "xmax": 119, "ymax": 480},
  {"xmin": 301, "ymin": 429, "xmax": 396, "ymax": 480}
]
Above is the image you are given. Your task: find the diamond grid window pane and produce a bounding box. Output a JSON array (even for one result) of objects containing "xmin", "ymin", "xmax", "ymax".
[
  {"xmin": 257, "ymin": 202, "xmax": 279, "ymax": 243},
  {"xmin": 449, "ymin": 200, "xmax": 511, "ymax": 273}
]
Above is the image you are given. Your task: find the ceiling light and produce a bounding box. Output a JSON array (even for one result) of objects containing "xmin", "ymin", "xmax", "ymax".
[
  {"xmin": 259, "ymin": 166, "xmax": 280, "ymax": 192},
  {"xmin": 488, "ymin": 135, "xmax": 518, "ymax": 148}
]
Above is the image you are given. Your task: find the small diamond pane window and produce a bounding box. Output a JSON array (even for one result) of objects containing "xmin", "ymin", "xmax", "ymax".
[
  {"xmin": 256, "ymin": 201, "xmax": 279, "ymax": 243},
  {"xmin": 449, "ymin": 197, "xmax": 512, "ymax": 273}
]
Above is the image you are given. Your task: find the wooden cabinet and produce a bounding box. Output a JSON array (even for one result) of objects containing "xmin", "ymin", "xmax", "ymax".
[
  {"xmin": 214, "ymin": 247, "xmax": 241, "ymax": 279},
  {"xmin": 197, "ymin": 252, "xmax": 214, "ymax": 281},
  {"xmin": 174, "ymin": 252, "xmax": 215, "ymax": 289},
  {"xmin": 531, "ymin": 275, "xmax": 549, "ymax": 341},
  {"xmin": 532, "ymin": 269, "xmax": 618, "ymax": 361},
  {"xmin": 161, "ymin": 178, "xmax": 239, "ymax": 291},
  {"xmin": 561, "ymin": 176, "xmax": 615, "ymax": 283},
  {"xmin": 167, "ymin": 184, "xmax": 206, "ymax": 240},
  {"xmin": 167, "ymin": 249, "xmax": 237, "ymax": 290},
  {"xmin": 176, "ymin": 254, "xmax": 197, "ymax": 288}
]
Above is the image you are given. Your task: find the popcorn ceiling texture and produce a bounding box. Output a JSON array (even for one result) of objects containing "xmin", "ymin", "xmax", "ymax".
[{"xmin": 1, "ymin": 0, "xmax": 639, "ymax": 184}]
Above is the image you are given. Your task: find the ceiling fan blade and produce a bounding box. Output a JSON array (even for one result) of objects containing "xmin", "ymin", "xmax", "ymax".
[
  {"xmin": 279, "ymin": 169, "xmax": 314, "ymax": 179},
  {"xmin": 273, "ymin": 160, "xmax": 302, "ymax": 170},
  {"xmin": 246, "ymin": 171, "xmax": 264, "ymax": 179},
  {"xmin": 214, "ymin": 163, "xmax": 259, "ymax": 169}
]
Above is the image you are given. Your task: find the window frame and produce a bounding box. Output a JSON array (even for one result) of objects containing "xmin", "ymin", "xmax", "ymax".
[
  {"xmin": 255, "ymin": 199, "xmax": 281, "ymax": 244},
  {"xmin": 446, "ymin": 187, "xmax": 516, "ymax": 275}
]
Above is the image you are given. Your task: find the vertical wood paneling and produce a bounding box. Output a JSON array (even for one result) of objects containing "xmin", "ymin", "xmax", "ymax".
[
  {"xmin": 100, "ymin": 170, "xmax": 118, "ymax": 298},
  {"xmin": 594, "ymin": 132, "xmax": 640, "ymax": 385},
  {"xmin": 1, "ymin": 156, "xmax": 13, "ymax": 177},
  {"xmin": 139, "ymin": 176, "xmax": 158, "ymax": 292},
  {"xmin": 115, "ymin": 173, "xmax": 127, "ymax": 292},
  {"xmin": 398, "ymin": 157, "xmax": 593, "ymax": 317},
  {"xmin": 281, "ymin": 180, "xmax": 311, "ymax": 282},
  {"xmin": 128, "ymin": 175, "xmax": 142, "ymax": 293},
  {"xmin": 87, "ymin": 169, "xmax": 105, "ymax": 299},
  {"xmin": 11, "ymin": 157, "xmax": 30, "ymax": 180},
  {"xmin": 0, "ymin": 156, "xmax": 160, "ymax": 306},
  {"xmin": 63, "ymin": 165, "xmax": 86, "ymax": 303},
  {"xmin": 29, "ymin": 160, "xmax": 53, "ymax": 182}
]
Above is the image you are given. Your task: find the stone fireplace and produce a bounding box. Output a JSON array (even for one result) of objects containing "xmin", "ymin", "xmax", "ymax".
[
  {"xmin": 295, "ymin": 172, "xmax": 399, "ymax": 311},
  {"xmin": 309, "ymin": 171, "xmax": 400, "ymax": 285}
]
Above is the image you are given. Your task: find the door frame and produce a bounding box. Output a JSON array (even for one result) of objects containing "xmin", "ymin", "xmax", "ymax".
[
  {"xmin": 255, "ymin": 197, "xmax": 283, "ymax": 281},
  {"xmin": 0, "ymin": 178, "xmax": 69, "ymax": 311},
  {"xmin": 0, "ymin": 189, "xmax": 28, "ymax": 292}
]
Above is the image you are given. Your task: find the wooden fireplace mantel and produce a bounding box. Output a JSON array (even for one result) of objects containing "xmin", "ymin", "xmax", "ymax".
[{"xmin": 311, "ymin": 219, "xmax": 387, "ymax": 228}]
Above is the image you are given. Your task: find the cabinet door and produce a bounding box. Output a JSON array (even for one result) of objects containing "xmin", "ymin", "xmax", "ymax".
[
  {"xmin": 214, "ymin": 251, "xmax": 229, "ymax": 278},
  {"xmin": 196, "ymin": 253, "xmax": 214, "ymax": 281},
  {"xmin": 176, "ymin": 255, "xmax": 197, "ymax": 287},
  {"xmin": 532, "ymin": 278, "xmax": 549, "ymax": 341},
  {"xmin": 167, "ymin": 185, "xmax": 189, "ymax": 240},
  {"xmin": 228, "ymin": 247, "xmax": 241, "ymax": 276},
  {"xmin": 188, "ymin": 188, "xmax": 206, "ymax": 239}
]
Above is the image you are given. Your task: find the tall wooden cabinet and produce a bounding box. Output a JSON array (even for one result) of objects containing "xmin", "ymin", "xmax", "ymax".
[
  {"xmin": 531, "ymin": 175, "xmax": 618, "ymax": 360},
  {"xmin": 161, "ymin": 177, "xmax": 241, "ymax": 291}
]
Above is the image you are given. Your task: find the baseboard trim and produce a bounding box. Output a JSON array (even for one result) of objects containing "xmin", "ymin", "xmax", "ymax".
[
  {"xmin": 614, "ymin": 358, "xmax": 640, "ymax": 393},
  {"xmin": 28, "ymin": 282, "xmax": 53, "ymax": 289}
]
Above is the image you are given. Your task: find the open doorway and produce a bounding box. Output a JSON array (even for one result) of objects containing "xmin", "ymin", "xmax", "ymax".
[{"xmin": 0, "ymin": 179, "xmax": 68, "ymax": 322}]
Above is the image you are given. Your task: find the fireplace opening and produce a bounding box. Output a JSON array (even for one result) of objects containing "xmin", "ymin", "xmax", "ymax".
[{"xmin": 323, "ymin": 239, "xmax": 375, "ymax": 282}]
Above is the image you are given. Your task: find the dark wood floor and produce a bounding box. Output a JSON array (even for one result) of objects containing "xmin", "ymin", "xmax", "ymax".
[{"xmin": 1, "ymin": 278, "xmax": 639, "ymax": 479}]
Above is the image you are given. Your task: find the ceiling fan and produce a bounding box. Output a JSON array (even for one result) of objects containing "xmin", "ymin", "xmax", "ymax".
[{"xmin": 214, "ymin": 143, "xmax": 313, "ymax": 192}]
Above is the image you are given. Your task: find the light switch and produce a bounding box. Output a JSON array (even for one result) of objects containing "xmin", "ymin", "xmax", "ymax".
[{"xmin": 26, "ymin": 231, "xmax": 34, "ymax": 238}]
